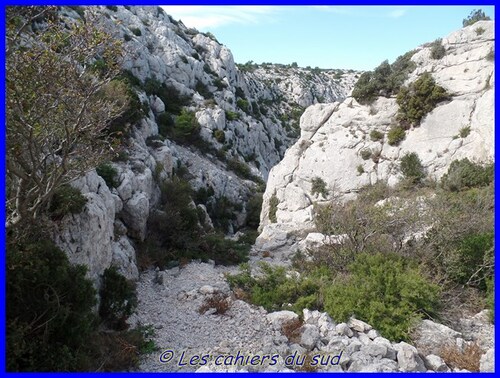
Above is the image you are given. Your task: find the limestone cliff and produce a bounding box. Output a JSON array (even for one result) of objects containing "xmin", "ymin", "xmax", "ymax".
[
  {"xmin": 257, "ymin": 20, "xmax": 494, "ymax": 251},
  {"xmin": 53, "ymin": 5, "xmax": 358, "ymax": 284}
]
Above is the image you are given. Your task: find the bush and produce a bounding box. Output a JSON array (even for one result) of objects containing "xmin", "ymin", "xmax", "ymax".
[
  {"xmin": 106, "ymin": 5, "xmax": 118, "ymax": 12},
  {"xmin": 225, "ymin": 110, "xmax": 239, "ymax": 121},
  {"xmin": 96, "ymin": 162, "xmax": 119, "ymax": 189},
  {"xmin": 195, "ymin": 80, "xmax": 213, "ymax": 99},
  {"xmin": 269, "ymin": 193, "xmax": 279, "ymax": 223},
  {"xmin": 198, "ymin": 232, "xmax": 250, "ymax": 265},
  {"xmin": 227, "ymin": 157, "xmax": 253, "ymax": 180},
  {"xmin": 7, "ymin": 234, "xmax": 97, "ymax": 371},
  {"xmin": 131, "ymin": 27, "xmax": 142, "ymax": 36},
  {"xmin": 124, "ymin": 34, "xmax": 132, "ymax": 42},
  {"xmin": 49, "ymin": 185, "xmax": 87, "ymax": 220},
  {"xmin": 475, "ymin": 26, "xmax": 485, "ymax": 35},
  {"xmin": 213, "ymin": 129, "xmax": 225, "ymax": 143},
  {"xmin": 387, "ymin": 126, "xmax": 406, "ymax": 146},
  {"xmin": 324, "ymin": 253, "xmax": 440, "ymax": 341},
  {"xmin": 246, "ymin": 192, "xmax": 263, "ymax": 229},
  {"xmin": 430, "ymin": 39, "xmax": 446, "ymax": 59},
  {"xmin": 105, "ymin": 79, "xmax": 145, "ymax": 136},
  {"xmin": 172, "ymin": 109, "xmax": 201, "ymax": 144},
  {"xmin": 440, "ymin": 158, "xmax": 493, "ymax": 191},
  {"xmin": 99, "ymin": 267, "xmax": 138, "ymax": 330},
  {"xmin": 227, "ymin": 263, "xmax": 322, "ymax": 314},
  {"xmin": 445, "ymin": 232, "xmax": 493, "ymax": 289},
  {"xmin": 205, "ymin": 195, "xmax": 238, "ymax": 232},
  {"xmin": 156, "ymin": 112, "xmax": 174, "ymax": 137},
  {"xmin": 440, "ymin": 342, "xmax": 482, "ymax": 372},
  {"xmin": 396, "ymin": 72, "xmax": 450, "ymax": 127},
  {"xmin": 311, "ymin": 177, "xmax": 328, "ymax": 198},
  {"xmin": 198, "ymin": 293, "xmax": 230, "ymax": 315},
  {"xmin": 463, "ymin": 9, "xmax": 491, "ymax": 27},
  {"xmin": 143, "ymin": 77, "xmax": 191, "ymax": 115},
  {"xmin": 352, "ymin": 51, "xmax": 416, "ymax": 104},
  {"xmin": 459, "ymin": 126, "xmax": 471, "ymax": 138},
  {"xmin": 236, "ymin": 98, "xmax": 250, "ymax": 113},
  {"xmin": 360, "ymin": 149, "xmax": 372, "ymax": 160},
  {"xmin": 400, "ymin": 152, "xmax": 425, "ymax": 183},
  {"xmin": 370, "ymin": 130, "xmax": 384, "ymax": 141}
]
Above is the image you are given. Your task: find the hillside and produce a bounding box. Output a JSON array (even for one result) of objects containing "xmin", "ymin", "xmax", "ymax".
[{"xmin": 6, "ymin": 5, "xmax": 494, "ymax": 373}]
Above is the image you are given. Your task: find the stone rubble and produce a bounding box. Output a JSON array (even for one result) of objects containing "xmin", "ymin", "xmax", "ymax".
[{"xmin": 133, "ymin": 261, "xmax": 494, "ymax": 373}]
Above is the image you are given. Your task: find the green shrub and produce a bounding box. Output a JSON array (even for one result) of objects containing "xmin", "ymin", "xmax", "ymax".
[
  {"xmin": 7, "ymin": 234, "xmax": 97, "ymax": 371},
  {"xmin": 459, "ymin": 126, "xmax": 471, "ymax": 138},
  {"xmin": 445, "ymin": 232, "xmax": 493, "ymax": 289},
  {"xmin": 441, "ymin": 159, "xmax": 493, "ymax": 191},
  {"xmin": 143, "ymin": 77, "xmax": 191, "ymax": 115},
  {"xmin": 99, "ymin": 267, "xmax": 138, "ymax": 330},
  {"xmin": 387, "ymin": 126, "xmax": 406, "ymax": 146},
  {"xmin": 172, "ymin": 109, "xmax": 200, "ymax": 143},
  {"xmin": 370, "ymin": 130, "xmax": 384, "ymax": 141},
  {"xmin": 352, "ymin": 51, "xmax": 416, "ymax": 104},
  {"xmin": 396, "ymin": 72, "xmax": 450, "ymax": 127},
  {"xmin": 400, "ymin": 152, "xmax": 425, "ymax": 183},
  {"xmin": 206, "ymin": 195, "xmax": 238, "ymax": 232},
  {"xmin": 463, "ymin": 9, "xmax": 491, "ymax": 27},
  {"xmin": 213, "ymin": 77, "xmax": 227, "ymax": 90},
  {"xmin": 124, "ymin": 34, "xmax": 132, "ymax": 42},
  {"xmin": 225, "ymin": 110, "xmax": 239, "ymax": 121},
  {"xmin": 96, "ymin": 162, "xmax": 119, "ymax": 188},
  {"xmin": 106, "ymin": 5, "xmax": 118, "ymax": 12},
  {"xmin": 213, "ymin": 129, "xmax": 225, "ymax": 143},
  {"xmin": 227, "ymin": 263, "xmax": 322, "ymax": 314},
  {"xmin": 195, "ymin": 81, "xmax": 213, "ymax": 99},
  {"xmin": 227, "ymin": 157, "xmax": 254, "ymax": 180},
  {"xmin": 430, "ymin": 39, "xmax": 446, "ymax": 59},
  {"xmin": 357, "ymin": 165, "xmax": 365, "ymax": 174},
  {"xmin": 49, "ymin": 185, "xmax": 87, "ymax": 219},
  {"xmin": 236, "ymin": 98, "xmax": 250, "ymax": 113},
  {"xmin": 105, "ymin": 79, "xmax": 145, "ymax": 137},
  {"xmin": 198, "ymin": 233, "xmax": 249, "ymax": 265},
  {"xmin": 324, "ymin": 252, "xmax": 440, "ymax": 341},
  {"xmin": 475, "ymin": 26, "xmax": 486, "ymax": 35},
  {"xmin": 131, "ymin": 27, "xmax": 142, "ymax": 36},
  {"xmin": 360, "ymin": 149, "xmax": 372, "ymax": 160},
  {"xmin": 269, "ymin": 193, "xmax": 279, "ymax": 223},
  {"xmin": 156, "ymin": 112, "xmax": 174, "ymax": 137},
  {"xmin": 311, "ymin": 177, "xmax": 328, "ymax": 198},
  {"xmin": 246, "ymin": 192, "xmax": 263, "ymax": 229}
]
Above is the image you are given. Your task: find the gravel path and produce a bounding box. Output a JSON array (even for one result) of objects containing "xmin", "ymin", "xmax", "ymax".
[{"xmin": 132, "ymin": 262, "xmax": 285, "ymax": 372}]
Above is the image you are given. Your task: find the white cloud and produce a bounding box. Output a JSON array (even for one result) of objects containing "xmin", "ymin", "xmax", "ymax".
[{"xmin": 161, "ymin": 5, "xmax": 278, "ymax": 30}]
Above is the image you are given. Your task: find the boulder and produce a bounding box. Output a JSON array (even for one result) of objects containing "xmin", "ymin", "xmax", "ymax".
[
  {"xmin": 299, "ymin": 324, "xmax": 321, "ymax": 351},
  {"xmin": 394, "ymin": 342, "xmax": 426, "ymax": 372}
]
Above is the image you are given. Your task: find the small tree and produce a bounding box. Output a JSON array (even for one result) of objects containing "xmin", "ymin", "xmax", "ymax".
[
  {"xmin": 400, "ymin": 152, "xmax": 425, "ymax": 183},
  {"xmin": 396, "ymin": 72, "xmax": 450, "ymax": 127},
  {"xmin": 6, "ymin": 7, "xmax": 129, "ymax": 228},
  {"xmin": 463, "ymin": 9, "xmax": 491, "ymax": 27}
]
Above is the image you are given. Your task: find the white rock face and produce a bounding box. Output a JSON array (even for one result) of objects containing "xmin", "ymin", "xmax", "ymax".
[
  {"xmin": 259, "ymin": 21, "xmax": 494, "ymax": 244},
  {"xmin": 53, "ymin": 5, "xmax": 359, "ymax": 286},
  {"xmin": 54, "ymin": 172, "xmax": 117, "ymax": 284}
]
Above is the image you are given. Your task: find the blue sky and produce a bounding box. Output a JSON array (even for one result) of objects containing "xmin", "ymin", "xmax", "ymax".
[{"xmin": 161, "ymin": 5, "xmax": 495, "ymax": 71}]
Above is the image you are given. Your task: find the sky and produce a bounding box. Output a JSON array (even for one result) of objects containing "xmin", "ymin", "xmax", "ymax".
[{"xmin": 160, "ymin": 5, "xmax": 495, "ymax": 71}]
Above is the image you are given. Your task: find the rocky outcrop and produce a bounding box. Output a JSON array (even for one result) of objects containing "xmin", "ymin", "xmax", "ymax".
[
  {"xmin": 258, "ymin": 21, "xmax": 494, "ymax": 245},
  {"xmin": 54, "ymin": 5, "xmax": 359, "ymax": 286}
]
